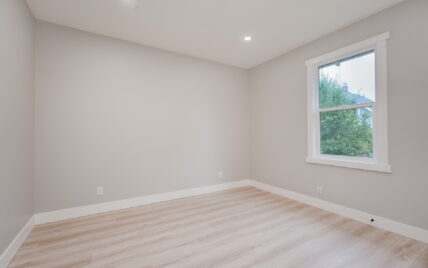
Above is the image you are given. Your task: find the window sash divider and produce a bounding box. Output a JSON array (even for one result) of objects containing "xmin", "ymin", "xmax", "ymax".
[{"xmin": 318, "ymin": 102, "xmax": 375, "ymax": 113}]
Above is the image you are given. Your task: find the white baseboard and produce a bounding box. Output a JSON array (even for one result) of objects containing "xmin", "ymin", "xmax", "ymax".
[
  {"xmin": 3, "ymin": 180, "xmax": 424, "ymax": 268},
  {"xmin": 28, "ymin": 178, "xmax": 427, "ymax": 245},
  {"xmin": 1, "ymin": 178, "xmax": 425, "ymax": 268},
  {"xmin": 249, "ymin": 180, "xmax": 428, "ymax": 244},
  {"xmin": 0, "ymin": 216, "xmax": 35, "ymax": 268},
  {"xmin": 35, "ymin": 180, "xmax": 250, "ymax": 225}
]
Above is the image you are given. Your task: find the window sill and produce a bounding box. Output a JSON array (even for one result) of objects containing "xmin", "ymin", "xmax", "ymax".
[{"xmin": 306, "ymin": 157, "xmax": 391, "ymax": 173}]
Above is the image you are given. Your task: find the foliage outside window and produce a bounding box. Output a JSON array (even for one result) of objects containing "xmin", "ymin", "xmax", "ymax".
[{"xmin": 318, "ymin": 52, "xmax": 374, "ymax": 158}]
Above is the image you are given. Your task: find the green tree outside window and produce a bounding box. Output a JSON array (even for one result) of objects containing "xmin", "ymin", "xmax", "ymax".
[{"xmin": 319, "ymin": 74, "xmax": 373, "ymax": 157}]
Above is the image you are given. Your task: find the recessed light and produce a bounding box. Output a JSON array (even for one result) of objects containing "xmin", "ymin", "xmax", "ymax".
[
  {"xmin": 244, "ymin": 36, "xmax": 252, "ymax": 42},
  {"xmin": 120, "ymin": 0, "xmax": 140, "ymax": 10}
]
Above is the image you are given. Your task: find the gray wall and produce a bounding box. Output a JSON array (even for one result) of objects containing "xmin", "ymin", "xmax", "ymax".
[
  {"xmin": 34, "ymin": 22, "xmax": 250, "ymax": 213},
  {"xmin": 2, "ymin": 0, "xmax": 426, "ymax": 254},
  {"xmin": 250, "ymin": 0, "xmax": 428, "ymax": 230},
  {"xmin": 0, "ymin": 0, "xmax": 35, "ymax": 254}
]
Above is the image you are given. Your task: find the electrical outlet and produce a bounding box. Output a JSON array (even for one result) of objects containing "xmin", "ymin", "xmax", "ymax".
[
  {"xmin": 217, "ymin": 171, "xmax": 223, "ymax": 179},
  {"xmin": 97, "ymin": 186, "xmax": 104, "ymax": 196},
  {"xmin": 317, "ymin": 185, "xmax": 323, "ymax": 194}
]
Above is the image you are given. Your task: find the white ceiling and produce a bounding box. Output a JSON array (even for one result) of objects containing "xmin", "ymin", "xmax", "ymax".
[{"xmin": 27, "ymin": 0, "xmax": 405, "ymax": 69}]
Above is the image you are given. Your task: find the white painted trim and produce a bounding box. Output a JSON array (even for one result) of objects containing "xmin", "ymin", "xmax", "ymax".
[
  {"xmin": 306, "ymin": 32, "xmax": 391, "ymax": 172},
  {"xmin": 35, "ymin": 180, "xmax": 250, "ymax": 225},
  {"xmin": 249, "ymin": 180, "xmax": 428, "ymax": 244},
  {"xmin": 306, "ymin": 156, "xmax": 392, "ymax": 173},
  {"xmin": 0, "ymin": 216, "xmax": 35, "ymax": 268},
  {"xmin": 305, "ymin": 32, "xmax": 390, "ymax": 66},
  {"xmin": 14, "ymin": 177, "xmax": 423, "ymax": 262}
]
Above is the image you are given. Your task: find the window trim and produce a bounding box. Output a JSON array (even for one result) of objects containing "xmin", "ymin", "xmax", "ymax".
[{"xmin": 305, "ymin": 33, "xmax": 391, "ymax": 173}]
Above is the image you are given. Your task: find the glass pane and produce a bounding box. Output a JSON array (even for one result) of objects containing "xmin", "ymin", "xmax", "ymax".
[
  {"xmin": 319, "ymin": 51, "xmax": 375, "ymax": 109},
  {"xmin": 320, "ymin": 108, "xmax": 373, "ymax": 157}
]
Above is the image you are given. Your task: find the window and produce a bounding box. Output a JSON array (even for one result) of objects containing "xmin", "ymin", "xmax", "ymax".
[{"xmin": 306, "ymin": 33, "xmax": 391, "ymax": 172}]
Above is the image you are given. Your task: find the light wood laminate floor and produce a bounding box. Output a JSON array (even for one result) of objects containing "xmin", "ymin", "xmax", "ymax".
[{"xmin": 9, "ymin": 187, "xmax": 428, "ymax": 268}]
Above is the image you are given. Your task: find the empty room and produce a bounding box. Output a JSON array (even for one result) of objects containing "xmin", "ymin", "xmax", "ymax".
[{"xmin": 1, "ymin": 0, "xmax": 428, "ymax": 267}]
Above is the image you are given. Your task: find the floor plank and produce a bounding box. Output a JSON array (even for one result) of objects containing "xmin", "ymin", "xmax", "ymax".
[{"xmin": 8, "ymin": 187, "xmax": 428, "ymax": 268}]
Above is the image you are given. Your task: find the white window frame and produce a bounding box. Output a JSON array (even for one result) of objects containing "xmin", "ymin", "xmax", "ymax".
[{"xmin": 306, "ymin": 33, "xmax": 391, "ymax": 173}]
